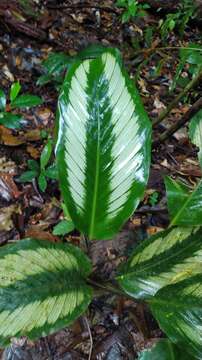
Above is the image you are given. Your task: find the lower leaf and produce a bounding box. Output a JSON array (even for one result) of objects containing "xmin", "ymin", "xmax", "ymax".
[
  {"xmin": 0, "ymin": 239, "xmax": 92, "ymax": 346},
  {"xmin": 150, "ymin": 275, "xmax": 202, "ymax": 359},
  {"xmin": 138, "ymin": 339, "xmax": 193, "ymax": 359}
]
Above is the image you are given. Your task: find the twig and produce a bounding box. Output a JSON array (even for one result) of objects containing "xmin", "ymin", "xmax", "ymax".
[
  {"xmin": 153, "ymin": 69, "xmax": 202, "ymax": 127},
  {"xmin": 153, "ymin": 97, "xmax": 202, "ymax": 146},
  {"xmin": 83, "ymin": 317, "xmax": 93, "ymax": 360},
  {"xmin": 47, "ymin": 4, "xmax": 119, "ymax": 14}
]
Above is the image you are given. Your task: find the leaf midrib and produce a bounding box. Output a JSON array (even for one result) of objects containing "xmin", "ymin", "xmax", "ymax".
[
  {"xmin": 170, "ymin": 179, "xmax": 202, "ymax": 226},
  {"xmin": 118, "ymin": 232, "xmax": 201, "ymax": 279},
  {"xmin": 89, "ymin": 112, "xmax": 100, "ymax": 240}
]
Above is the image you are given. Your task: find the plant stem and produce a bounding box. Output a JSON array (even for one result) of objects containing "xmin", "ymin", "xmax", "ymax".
[
  {"xmin": 87, "ymin": 278, "xmax": 140, "ymax": 302},
  {"xmin": 153, "ymin": 69, "xmax": 202, "ymax": 127},
  {"xmin": 133, "ymin": 46, "xmax": 202, "ymax": 58},
  {"xmin": 153, "ymin": 97, "xmax": 202, "ymax": 146}
]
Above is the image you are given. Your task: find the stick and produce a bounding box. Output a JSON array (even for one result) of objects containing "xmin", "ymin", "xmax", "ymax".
[
  {"xmin": 153, "ymin": 97, "xmax": 202, "ymax": 146},
  {"xmin": 153, "ymin": 69, "xmax": 202, "ymax": 127}
]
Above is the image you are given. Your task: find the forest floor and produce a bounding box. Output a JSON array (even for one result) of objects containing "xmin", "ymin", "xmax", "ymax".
[{"xmin": 0, "ymin": 0, "xmax": 201, "ymax": 359}]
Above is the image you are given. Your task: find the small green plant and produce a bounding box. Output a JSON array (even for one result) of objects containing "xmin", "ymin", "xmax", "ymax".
[
  {"xmin": 159, "ymin": 0, "xmax": 197, "ymax": 42},
  {"xmin": 116, "ymin": 0, "xmax": 150, "ymax": 22},
  {"xmin": 0, "ymin": 47, "xmax": 201, "ymax": 359},
  {"xmin": 18, "ymin": 138, "xmax": 58, "ymax": 192},
  {"xmin": 0, "ymin": 81, "xmax": 43, "ymax": 129},
  {"xmin": 53, "ymin": 203, "xmax": 75, "ymax": 236}
]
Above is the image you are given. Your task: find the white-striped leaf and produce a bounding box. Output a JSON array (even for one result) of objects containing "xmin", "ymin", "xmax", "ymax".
[
  {"xmin": 150, "ymin": 275, "xmax": 202, "ymax": 359},
  {"xmin": 0, "ymin": 239, "xmax": 92, "ymax": 346},
  {"xmin": 165, "ymin": 176, "xmax": 202, "ymax": 226},
  {"xmin": 189, "ymin": 109, "xmax": 202, "ymax": 169},
  {"xmin": 117, "ymin": 226, "xmax": 202, "ymax": 299},
  {"xmin": 56, "ymin": 48, "xmax": 151, "ymax": 240}
]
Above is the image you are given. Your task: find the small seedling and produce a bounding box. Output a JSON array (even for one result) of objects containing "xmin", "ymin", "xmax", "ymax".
[
  {"xmin": 0, "ymin": 81, "xmax": 43, "ymax": 129},
  {"xmin": 18, "ymin": 138, "xmax": 58, "ymax": 192}
]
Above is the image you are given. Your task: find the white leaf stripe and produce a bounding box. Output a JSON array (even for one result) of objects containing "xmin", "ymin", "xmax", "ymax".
[
  {"xmin": 0, "ymin": 240, "xmax": 92, "ymax": 345},
  {"xmin": 118, "ymin": 227, "xmax": 202, "ymax": 299},
  {"xmin": 56, "ymin": 49, "xmax": 151, "ymax": 239}
]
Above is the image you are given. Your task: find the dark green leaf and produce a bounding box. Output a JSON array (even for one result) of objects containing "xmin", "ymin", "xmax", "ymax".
[
  {"xmin": 36, "ymin": 74, "xmax": 52, "ymax": 86},
  {"xmin": 40, "ymin": 139, "xmax": 52, "ymax": 170},
  {"xmin": 189, "ymin": 109, "xmax": 202, "ymax": 169},
  {"xmin": 11, "ymin": 94, "xmax": 43, "ymax": 108},
  {"xmin": 150, "ymin": 275, "xmax": 202, "ymax": 359},
  {"xmin": 38, "ymin": 173, "xmax": 47, "ymax": 192},
  {"xmin": 42, "ymin": 52, "xmax": 70, "ymax": 75},
  {"xmin": 165, "ymin": 176, "xmax": 202, "ymax": 226},
  {"xmin": 10, "ymin": 81, "xmax": 21, "ymax": 102},
  {"xmin": 45, "ymin": 163, "xmax": 58, "ymax": 180},
  {"xmin": 18, "ymin": 170, "xmax": 38, "ymax": 182},
  {"xmin": 53, "ymin": 220, "xmax": 75, "ymax": 236},
  {"xmin": 117, "ymin": 227, "xmax": 202, "ymax": 299},
  {"xmin": 27, "ymin": 159, "xmax": 40, "ymax": 172},
  {"xmin": 56, "ymin": 48, "xmax": 151, "ymax": 240},
  {"xmin": 180, "ymin": 44, "xmax": 202, "ymax": 65},
  {"xmin": 0, "ymin": 239, "xmax": 92, "ymax": 346},
  {"xmin": 0, "ymin": 89, "xmax": 6, "ymax": 111},
  {"xmin": 138, "ymin": 339, "xmax": 193, "ymax": 359},
  {"xmin": 0, "ymin": 113, "xmax": 22, "ymax": 129}
]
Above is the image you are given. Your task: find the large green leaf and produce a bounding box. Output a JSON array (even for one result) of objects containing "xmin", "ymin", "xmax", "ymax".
[
  {"xmin": 56, "ymin": 48, "xmax": 151, "ymax": 240},
  {"xmin": 150, "ymin": 275, "xmax": 202, "ymax": 359},
  {"xmin": 165, "ymin": 176, "xmax": 202, "ymax": 226},
  {"xmin": 189, "ymin": 109, "xmax": 202, "ymax": 169},
  {"xmin": 0, "ymin": 239, "xmax": 92, "ymax": 346},
  {"xmin": 138, "ymin": 339, "xmax": 192, "ymax": 360},
  {"xmin": 117, "ymin": 226, "xmax": 202, "ymax": 299}
]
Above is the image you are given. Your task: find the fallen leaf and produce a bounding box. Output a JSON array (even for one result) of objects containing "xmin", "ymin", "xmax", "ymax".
[
  {"xmin": 0, "ymin": 172, "xmax": 21, "ymax": 201},
  {"xmin": 0, "ymin": 204, "xmax": 21, "ymax": 231},
  {"xmin": 25, "ymin": 228, "xmax": 60, "ymax": 243}
]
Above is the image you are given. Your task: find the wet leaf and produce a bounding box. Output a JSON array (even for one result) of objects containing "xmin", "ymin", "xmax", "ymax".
[
  {"xmin": 165, "ymin": 176, "xmax": 202, "ymax": 226},
  {"xmin": 56, "ymin": 48, "xmax": 151, "ymax": 239}
]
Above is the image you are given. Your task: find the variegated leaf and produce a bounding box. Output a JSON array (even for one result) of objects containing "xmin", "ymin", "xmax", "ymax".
[
  {"xmin": 165, "ymin": 176, "xmax": 202, "ymax": 226},
  {"xmin": 117, "ymin": 226, "xmax": 202, "ymax": 299},
  {"xmin": 0, "ymin": 239, "xmax": 92, "ymax": 346},
  {"xmin": 56, "ymin": 48, "xmax": 151, "ymax": 240},
  {"xmin": 189, "ymin": 109, "xmax": 202, "ymax": 169},
  {"xmin": 138, "ymin": 339, "xmax": 192, "ymax": 360},
  {"xmin": 150, "ymin": 275, "xmax": 202, "ymax": 359}
]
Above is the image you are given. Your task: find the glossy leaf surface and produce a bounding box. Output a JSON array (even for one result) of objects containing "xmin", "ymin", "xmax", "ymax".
[
  {"xmin": 11, "ymin": 94, "xmax": 43, "ymax": 108},
  {"xmin": 151, "ymin": 275, "xmax": 202, "ymax": 359},
  {"xmin": 189, "ymin": 109, "xmax": 202, "ymax": 169},
  {"xmin": 0, "ymin": 89, "xmax": 6, "ymax": 111},
  {"xmin": 117, "ymin": 226, "xmax": 202, "ymax": 299},
  {"xmin": 0, "ymin": 239, "xmax": 92, "ymax": 346},
  {"xmin": 40, "ymin": 139, "xmax": 52, "ymax": 170},
  {"xmin": 0, "ymin": 113, "xmax": 22, "ymax": 129},
  {"xmin": 10, "ymin": 81, "xmax": 21, "ymax": 102},
  {"xmin": 138, "ymin": 339, "xmax": 192, "ymax": 360},
  {"xmin": 165, "ymin": 176, "xmax": 202, "ymax": 226},
  {"xmin": 56, "ymin": 48, "xmax": 151, "ymax": 239}
]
